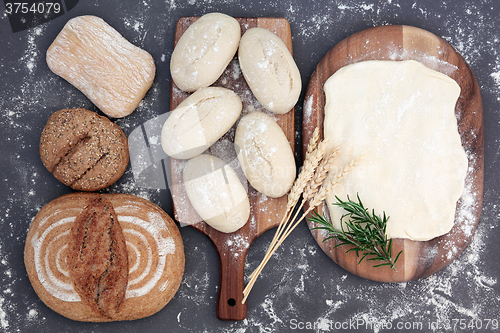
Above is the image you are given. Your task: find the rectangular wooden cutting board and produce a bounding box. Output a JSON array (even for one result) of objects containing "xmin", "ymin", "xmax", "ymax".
[{"xmin": 169, "ymin": 17, "xmax": 296, "ymax": 320}]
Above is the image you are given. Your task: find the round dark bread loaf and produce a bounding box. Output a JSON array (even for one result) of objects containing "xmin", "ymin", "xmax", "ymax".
[
  {"xmin": 39, "ymin": 108, "xmax": 129, "ymax": 191},
  {"xmin": 24, "ymin": 193, "xmax": 185, "ymax": 322}
]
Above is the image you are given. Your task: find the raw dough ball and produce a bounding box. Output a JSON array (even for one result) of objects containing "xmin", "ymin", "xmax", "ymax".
[
  {"xmin": 183, "ymin": 155, "xmax": 250, "ymax": 233},
  {"xmin": 323, "ymin": 60, "xmax": 468, "ymax": 241},
  {"xmin": 171, "ymin": 12, "xmax": 241, "ymax": 92},
  {"xmin": 234, "ymin": 111, "xmax": 296, "ymax": 198},
  {"xmin": 161, "ymin": 87, "xmax": 242, "ymax": 159},
  {"xmin": 46, "ymin": 15, "xmax": 155, "ymax": 118},
  {"xmin": 238, "ymin": 27, "xmax": 301, "ymax": 114}
]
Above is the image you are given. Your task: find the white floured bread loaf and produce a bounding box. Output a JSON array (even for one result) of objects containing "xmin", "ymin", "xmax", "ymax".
[
  {"xmin": 24, "ymin": 193, "xmax": 184, "ymax": 322},
  {"xmin": 183, "ymin": 154, "xmax": 250, "ymax": 233},
  {"xmin": 234, "ymin": 111, "xmax": 296, "ymax": 198},
  {"xmin": 170, "ymin": 12, "xmax": 241, "ymax": 92},
  {"xmin": 46, "ymin": 15, "xmax": 156, "ymax": 118},
  {"xmin": 238, "ymin": 27, "xmax": 301, "ymax": 114}
]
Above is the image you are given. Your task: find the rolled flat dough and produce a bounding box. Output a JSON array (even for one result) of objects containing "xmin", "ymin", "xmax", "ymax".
[{"xmin": 323, "ymin": 60, "xmax": 468, "ymax": 241}]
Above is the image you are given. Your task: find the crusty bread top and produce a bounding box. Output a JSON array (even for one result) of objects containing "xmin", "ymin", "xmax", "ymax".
[
  {"xmin": 24, "ymin": 193, "xmax": 184, "ymax": 322},
  {"xmin": 46, "ymin": 15, "xmax": 155, "ymax": 118},
  {"xmin": 40, "ymin": 108, "xmax": 129, "ymax": 191},
  {"xmin": 67, "ymin": 197, "xmax": 129, "ymax": 319}
]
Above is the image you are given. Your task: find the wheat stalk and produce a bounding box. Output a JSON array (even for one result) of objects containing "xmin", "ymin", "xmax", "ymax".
[
  {"xmin": 242, "ymin": 152, "xmax": 362, "ymax": 304},
  {"xmin": 303, "ymin": 146, "xmax": 340, "ymax": 200},
  {"xmin": 266, "ymin": 145, "xmax": 340, "ymax": 264},
  {"xmin": 243, "ymin": 143, "xmax": 355, "ymax": 304},
  {"xmin": 309, "ymin": 153, "xmax": 363, "ymax": 209},
  {"xmin": 276, "ymin": 154, "xmax": 362, "ymax": 255},
  {"xmin": 285, "ymin": 127, "xmax": 321, "ymax": 210},
  {"xmin": 247, "ymin": 128, "xmax": 324, "ymax": 282}
]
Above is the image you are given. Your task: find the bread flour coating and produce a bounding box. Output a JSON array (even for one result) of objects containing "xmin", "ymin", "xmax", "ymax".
[
  {"xmin": 161, "ymin": 87, "xmax": 242, "ymax": 159},
  {"xmin": 24, "ymin": 193, "xmax": 185, "ymax": 322},
  {"xmin": 238, "ymin": 27, "xmax": 301, "ymax": 114},
  {"xmin": 171, "ymin": 12, "xmax": 241, "ymax": 92},
  {"xmin": 234, "ymin": 111, "xmax": 296, "ymax": 198},
  {"xmin": 183, "ymin": 154, "xmax": 250, "ymax": 233},
  {"xmin": 39, "ymin": 108, "xmax": 129, "ymax": 191},
  {"xmin": 46, "ymin": 15, "xmax": 155, "ymax": 118}
]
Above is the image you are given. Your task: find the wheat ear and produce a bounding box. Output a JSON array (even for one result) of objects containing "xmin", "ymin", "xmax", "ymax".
[
  {"xmin": 243, "ymin": 154, "xmax": 361, "ymax": 303},
  {"xmin": 243, "ymin": 140, "xmax": 337, "ymax": 303},
  {"xmin": 276, "ymin": 154, "xmax": 363, "ymax": 253},
  {"xmin": 243, "ymin": 130, "xmax": 325, "ymax": 302},
  {"xmin": 247, "ymin": 128, "xmax": 323, "ymax": 281},
  {"xmin": 266, "ymin": 145, "xmax": 340, "ymax": 267}
]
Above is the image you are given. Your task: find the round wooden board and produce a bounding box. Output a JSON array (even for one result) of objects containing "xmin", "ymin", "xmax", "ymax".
[{"xmin": 303, "ymin": 25, "xmax": 484, "ymax": 283}]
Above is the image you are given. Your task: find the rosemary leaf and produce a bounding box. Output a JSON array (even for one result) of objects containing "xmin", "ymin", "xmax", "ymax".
[{"xmin": 310, "ymin": 194, "xmax": 402, "ymax": 270}]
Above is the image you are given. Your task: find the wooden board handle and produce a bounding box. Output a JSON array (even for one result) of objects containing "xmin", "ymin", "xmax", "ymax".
[{"xmin": 215, "ymin": 242, "xmax": 247, "ymax": 320}]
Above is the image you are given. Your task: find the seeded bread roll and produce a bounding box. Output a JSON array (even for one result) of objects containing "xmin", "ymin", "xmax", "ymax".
[
  {"xmin": 40, "ymin": 108, "xmax": 129, "ymax": 191},
  {"xmin": 24, "ymin": 193, "xmax": 185, "ymax": 322}
]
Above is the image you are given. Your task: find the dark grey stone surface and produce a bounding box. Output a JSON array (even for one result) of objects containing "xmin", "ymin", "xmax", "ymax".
[{"xmin": 1, "ymin": 0, "xmax": 499, "ymax": 332}]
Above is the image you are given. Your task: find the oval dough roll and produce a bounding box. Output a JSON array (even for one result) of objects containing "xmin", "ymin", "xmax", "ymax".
[
  {"xmin": 235, "ymin": 111, "xmax": 296, "ymax": 198},
  {"xmin": 238, "ymin": 27, "xmax": 301, "ymax": 114},
  {"xmin": 183, "ymin": 154, "xmax": 250, "ymax": 233},
  {"xmin": 170, "ymin": 12, "xmax": 241, "ymax": 92},
  {"xmin": 161, "ymin": 87, "xmax": 242, "ymax": 159}
]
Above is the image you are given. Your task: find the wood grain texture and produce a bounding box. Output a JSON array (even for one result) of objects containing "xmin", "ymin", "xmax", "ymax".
[
  {"xmin": 170, "ymin": 17, "xmax": 295, "ymax": 320},
  {"xmin": 303, "ymin": 25, "xmax": 484, "ymax": 283}
]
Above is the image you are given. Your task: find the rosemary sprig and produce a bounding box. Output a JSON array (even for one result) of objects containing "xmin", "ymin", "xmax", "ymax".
[{"xmin": 310, "ymin": 194, "xmax": 402, "ymax": 269}]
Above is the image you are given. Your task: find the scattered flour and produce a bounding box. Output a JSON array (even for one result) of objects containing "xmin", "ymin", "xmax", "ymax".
[
  {"xmin": 1, "ymin": 1, "xmax": 500, "ymax": 332},
  {"xmin": 0, "ymin": 297, "xmax": 7, "ymax": 331}
]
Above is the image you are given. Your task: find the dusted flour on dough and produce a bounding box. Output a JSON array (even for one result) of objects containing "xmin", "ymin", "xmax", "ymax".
[{"xmin": 323, "ymin": 60, "xmax": 468, "ymax": 241}]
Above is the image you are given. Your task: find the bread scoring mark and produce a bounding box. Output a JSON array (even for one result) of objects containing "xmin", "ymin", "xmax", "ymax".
[
  {"xmin": 174, "ymin": 96, "xmax": 225, "ymax": 134},
  {"xmin": 246, "ymin": 137, "xmax": 275, "ymax": 183},
  {"xmin": 67, "ymin": 198, "xmax": 128, "ymax": 318},
  {"xmin": 185, "ymin": 24, "xmax": 223, "ymax": 70},
  {"xmin": 259, "ymin": 37, "xmax": 293, "ymax": 93},
  {"xmin": 70, "ymin": 152, "xmax": 110, "ymax": 187},
  {"xmin": 48, "ymin": 135, "xmax": 92, "ymax": 173}
]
